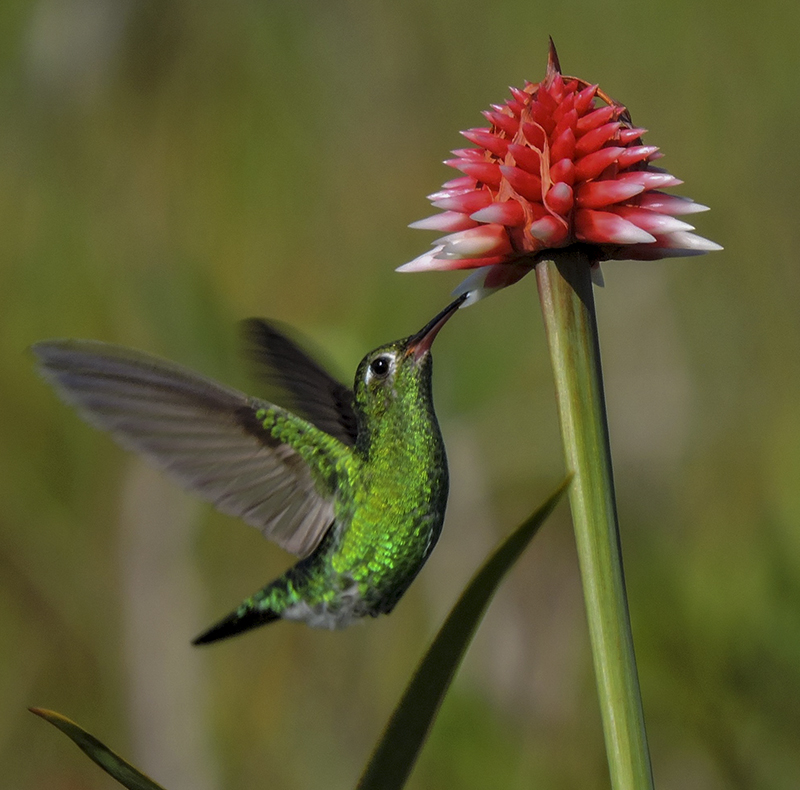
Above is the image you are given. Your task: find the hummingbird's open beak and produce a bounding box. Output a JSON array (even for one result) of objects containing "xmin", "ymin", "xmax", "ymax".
[{"xmin": 406, "ymin": 293, "xmax": 468, "ymax": 362}]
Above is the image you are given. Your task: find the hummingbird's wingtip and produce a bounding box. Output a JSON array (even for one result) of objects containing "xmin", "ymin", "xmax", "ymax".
[{"xmin": 28, "ymin": 339, "xmax": 67, "ymax": 366}]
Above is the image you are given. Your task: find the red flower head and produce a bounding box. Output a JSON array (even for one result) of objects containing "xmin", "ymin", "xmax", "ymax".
[{"xmin": 398, "ymin": 40, "xmax": 721, "ymax": 303}]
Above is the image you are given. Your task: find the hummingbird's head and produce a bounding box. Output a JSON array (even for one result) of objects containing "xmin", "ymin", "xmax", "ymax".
[{"xmin": 352, "ymin": 294, "xmax": 466, "ymax": 428}]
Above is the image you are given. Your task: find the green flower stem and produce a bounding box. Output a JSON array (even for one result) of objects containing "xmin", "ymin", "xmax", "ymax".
[{"xmin": 535, "ymin": 249, "xmax": 654, "ymax": 790}]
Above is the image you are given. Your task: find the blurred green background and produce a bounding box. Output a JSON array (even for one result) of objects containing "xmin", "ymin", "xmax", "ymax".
[{"xmin": 2, "ymin": 1, "xmax": 799, "ymax": 788}]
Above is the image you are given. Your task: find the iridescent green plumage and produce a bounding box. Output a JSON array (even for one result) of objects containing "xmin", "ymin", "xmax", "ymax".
[{"xmin": 32, "ymin": 296, "xmax": 464, "ymax": 644}]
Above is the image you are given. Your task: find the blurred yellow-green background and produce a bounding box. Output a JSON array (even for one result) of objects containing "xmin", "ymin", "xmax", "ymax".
[{"xmin": 2, "ymin": 1, "xmax": 799, "ymax": 788}]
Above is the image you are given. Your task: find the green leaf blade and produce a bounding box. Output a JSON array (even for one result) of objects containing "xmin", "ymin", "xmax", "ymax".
[
  {"xmin": 357, "ymin": 478, "xmax": 570, "ymax": 790},
  {"xmin": 29, "ymin": 708, "xmax": 168, "ymax": 790}
]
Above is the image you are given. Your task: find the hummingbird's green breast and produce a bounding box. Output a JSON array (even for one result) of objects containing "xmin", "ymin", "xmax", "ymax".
[{"xmin": 334, "ymin": 365, "xmax": 448, "ymax": 614}]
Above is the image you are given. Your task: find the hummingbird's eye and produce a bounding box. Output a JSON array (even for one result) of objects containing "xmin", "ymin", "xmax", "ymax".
[{"xmin": 369, "ymin": 356, "xmax": 391, "ymax": 377}]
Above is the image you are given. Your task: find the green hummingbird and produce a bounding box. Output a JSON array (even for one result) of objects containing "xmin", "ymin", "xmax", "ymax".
[{"xmin": 32, "ymin": 294, "xmax": 466, "ymax": 644}]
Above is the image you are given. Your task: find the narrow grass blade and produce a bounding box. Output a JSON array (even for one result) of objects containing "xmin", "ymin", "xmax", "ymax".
[
  {"xmin": 29, "ymin": 708, "xmax": 167, "ymax": 790},
  {"xmin": 357, "ymin": 478, "xmax": 570, "ymax": 790}
]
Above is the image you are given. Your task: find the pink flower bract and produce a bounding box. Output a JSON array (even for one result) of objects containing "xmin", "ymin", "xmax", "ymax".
[{"xmin": 398, "ymin": 40, "xmax": 721, "ymax": 303}]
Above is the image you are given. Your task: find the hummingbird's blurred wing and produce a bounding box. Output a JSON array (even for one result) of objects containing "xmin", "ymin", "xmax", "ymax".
[
  {"xmin": 32, "ymin": 340, "xmax": 342, "ymax": 558},
  {"xmin": 242, "ymin": 319, "xmax": 358, "ymax": 447}
]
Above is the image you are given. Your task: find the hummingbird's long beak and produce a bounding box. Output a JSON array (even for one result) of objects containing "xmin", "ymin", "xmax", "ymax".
[{"xmin": 406, "ymin": 293, "xmax": 468, "ymax": 362}]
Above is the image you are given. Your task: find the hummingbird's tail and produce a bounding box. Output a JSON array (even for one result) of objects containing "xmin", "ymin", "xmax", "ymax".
[
  {"xmin": 192, "ymin": 603, "xmax": 281, "ymax": 645},
  {"xmin": 192, "ymin": 561, "xmax": 315, "ymax": 645},
  {"xmin": 193, "ymin": 542, "xmax": 338, "ymax": 644}
]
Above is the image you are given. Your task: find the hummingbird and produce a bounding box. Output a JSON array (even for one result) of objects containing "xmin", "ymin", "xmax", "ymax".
[{"xmin": 32, "ymin": 294, "xmax": 466, "ymax": 644}]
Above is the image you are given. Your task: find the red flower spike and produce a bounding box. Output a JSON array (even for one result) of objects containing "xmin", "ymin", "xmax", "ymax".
[
  {"xmin": 434, "ymin": 224, "xmax": 513, "ymax": 260},
  {"xmin": 638, "ymin": 192, "xmax": 709, "ymax": 215},
  {"xmin": 575, "ymin": 210, "xmax": 656, "ymax": 245},
  {"xmin": 427, "ymin": 186, "xmax": 471, "ymax": 201},
  {"xmin": 408, "ymin": 211, "xmax": 479, "ymax": 233},
  {"xmin": 400, "ymin": 40, "xmax": 722, "ymax": 304},
  {"xmin": 470, "ymin": 200, "xmax": 526, "ymax": 226},
  {"xmin": 431, "ymin": 190, "xmax": 492, "ymax": 213},
  {"xmin": 610, "ymin": 205, "xmax": 695, "ymax": 235},
  {"xmin": 452, "ymin": 161, "xmax": 503, "ymax": 187},
  {"xmin": 574, "ymin": 84, "xmax": 598, "ymax": 114},
  {"xmin": 522, "ymin": 122, "xmax": 547, "ymax": 149},
  {"xmin": 483, "ymin": 110, "xmax": 518, "ymax": 136},
  {"xmin": 507, "ymin": 143, "xmax": 542, "ymax": 173},
  {"xmin": 449, "ymin": 148, "xmax": 484, "ymax": 161},
  {"xmin": 577, "ymin": 105, "xmax": 617, "ymax": 133},
  {"xmin": 441, "ymin": 176, "xmax": 476, "ymax": 190},
  {"xmin": 550, "ymin": 127, "xmax": 577, "ymax": 161},
  {"xmin": 509, "ymin": 86, "xmax": 530, "ymax": 104},
  {"xmin": 617, "ymin": 145, "xmax": 660, "ymax": 169},
  {"xmin": 461, "ymin": 129, "xmax": 510, "ymax": 158},
  {"xmin": 619, "ymin": 127, "xmax": 648, "ymax": 144},
  {"xmin": 550, "ymin": 158, "xmax": 576, "ymax": 185},
  {"xmin": 499, "ymin": 165, "xmax": 543, "ymax": 202},
  {"xmin": 574, "ymin": 147, "xmax": 625, "ymax": 181},
  {"xmin": 530, "ymin": 215, "xmax": 569, "ymax": 244},
  {"xmin": 554, "ymin": 109, "xmax": 579, "ymax": 138},
  {"xmin": 616, "ymin": 171, "xmax": 683, "ymax": 189},
  {"xmin": 546, "ymin": 183, "xmax": 574, "ymax": 215},
  {"xmin": 576, "ymin": 181, "xmax": 645, "ymax": 209},
  {"xmin": 575, "ymin": 122, "xmax": 622, "ymax": 156}
]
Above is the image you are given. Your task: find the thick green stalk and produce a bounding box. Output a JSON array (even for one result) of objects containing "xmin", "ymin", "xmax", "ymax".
[{"xmin": 535, "ymin": 249, "xmax": 654, "ymax": 790}]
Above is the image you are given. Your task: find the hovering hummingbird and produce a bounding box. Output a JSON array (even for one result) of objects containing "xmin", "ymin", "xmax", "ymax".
[{"xmin": 32, "ymin": 295, "xmax": 466, "ymax": 644}]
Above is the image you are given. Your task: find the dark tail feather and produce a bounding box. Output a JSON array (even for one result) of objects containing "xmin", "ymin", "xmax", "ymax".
[{"xmin": 192, "ymin": 605, "xmax": 281, "ymax": 646}]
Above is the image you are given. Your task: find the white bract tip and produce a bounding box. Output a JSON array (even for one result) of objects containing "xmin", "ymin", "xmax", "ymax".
[
  {"xmin": 396, "ymin": 245, "xmax": 448, "ymax": 273},
  {"xmin": 657, "ymin": 216, "xmax": 696, "ymax": 234},
  {"xmin": 674, "ymin": 200, "xmax": 710, "ymax": 215},
  {"xmin": 619, "ymin": 224, "xmax": 658, "ymax": 245},
  {"xmin": 408, "ymin": 215, "xmax": 459, "ymax": 231},
  {"xmin": 666, "ymin": 231, "xmax": 724, "ymax": 252}
]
